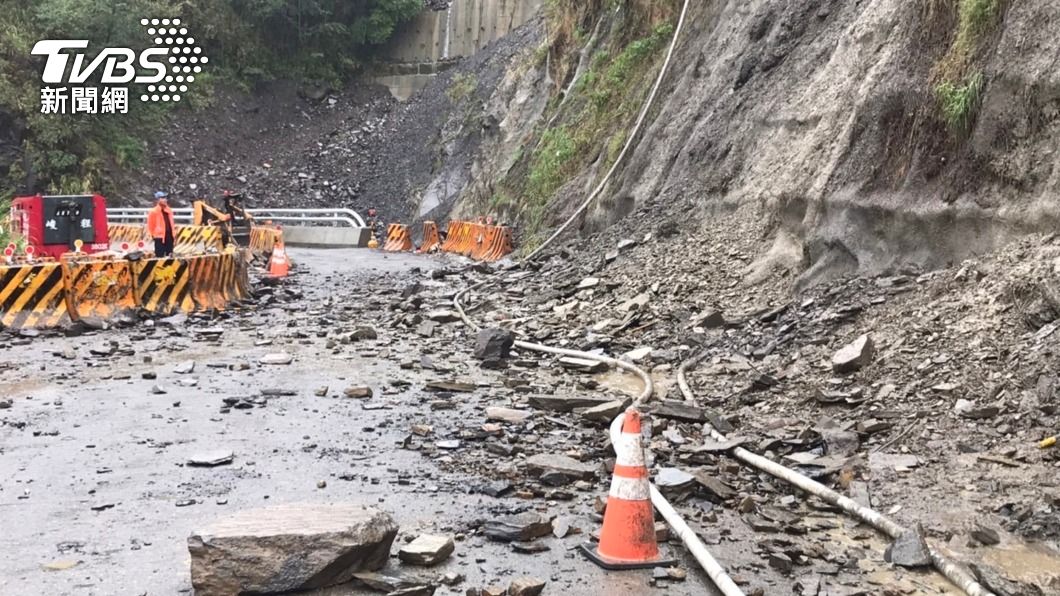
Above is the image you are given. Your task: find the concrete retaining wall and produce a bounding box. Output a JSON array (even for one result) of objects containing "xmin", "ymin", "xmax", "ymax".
[
  {"xmin": 380, "ymin": 0, "xmax": 544, "ymax": 63},
  {"xmin": 281, "ymin": 227, "xmax": 372, "ymax": 248}
]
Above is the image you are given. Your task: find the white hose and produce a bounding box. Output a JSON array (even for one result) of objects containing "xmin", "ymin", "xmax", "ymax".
[
  {"xmin": 676, "ymin": 353, "xmax": 995, "ymax": 596},
  {"xmin": 523, "ymin": 0, "xmax": 692, "ymax": 263},
  {"xmin": 606, "ymin": 415, "xmax": 746, "ymax": 596},
  {"xmin": 453, "ymin": 1, "xmax": 744, "ymax": 592},
  {"xmin": 454, "ymin": 283, "xmax": 744, "ymax": 595}
]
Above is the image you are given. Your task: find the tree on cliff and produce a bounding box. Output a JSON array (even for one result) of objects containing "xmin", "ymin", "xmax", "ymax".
[{"xmin": 0, "ymin": 0, "xmax": 424, "ymax": 199}]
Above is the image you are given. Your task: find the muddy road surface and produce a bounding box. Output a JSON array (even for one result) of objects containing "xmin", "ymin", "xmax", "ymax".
[{"xmin": 0, "ymin": 248, "xmax": 718, "ymax": 596}]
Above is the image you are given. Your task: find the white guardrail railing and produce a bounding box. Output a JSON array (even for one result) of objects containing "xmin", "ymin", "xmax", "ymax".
[{"xmin": 107, "ymin": 208, "xmax": 367, "ymax": 229}]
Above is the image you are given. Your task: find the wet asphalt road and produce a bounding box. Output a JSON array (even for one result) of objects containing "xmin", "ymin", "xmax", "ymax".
[{"xmin": 0, "ymin": 248, "xmax": 720, "ymax": 596}]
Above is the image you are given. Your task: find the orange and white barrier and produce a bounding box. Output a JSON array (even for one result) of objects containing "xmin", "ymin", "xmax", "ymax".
[
  {"xmin": 417, "ymin": 221, "xmax": 441, "ymax": 253},
  {"xmin": 383, "ymin": 223, "xmax": 413, "ymax": 252},
  {"xmin": 437, "ymin": 220, "xmax": 513, "ymax": 262}
]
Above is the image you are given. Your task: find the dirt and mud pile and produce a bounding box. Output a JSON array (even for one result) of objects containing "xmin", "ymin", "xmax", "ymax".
[{"xmin": 408, "ymin": 203, "xmax": 1060, "ymax": 594}]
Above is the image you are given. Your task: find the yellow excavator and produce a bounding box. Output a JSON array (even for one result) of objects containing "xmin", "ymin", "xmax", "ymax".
[{"xmin": 193, "ymin": 191, "xmax": 254, "ymax": 247}]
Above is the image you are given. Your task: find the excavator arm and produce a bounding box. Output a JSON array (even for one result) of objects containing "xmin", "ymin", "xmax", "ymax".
[{"xmin": 193, "ymin": 200, "xmax": 234, "ymax": 246}]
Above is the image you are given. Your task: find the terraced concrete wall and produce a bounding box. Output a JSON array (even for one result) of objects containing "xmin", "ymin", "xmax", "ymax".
[{"xmin": 381, "ymin": 0, "xmax": 543, "ymax": 64}]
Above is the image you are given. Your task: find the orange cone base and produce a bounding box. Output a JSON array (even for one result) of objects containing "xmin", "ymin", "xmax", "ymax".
[{"xmin": 579, "ymin": 543, "xmax": 676, "ymax": 570}]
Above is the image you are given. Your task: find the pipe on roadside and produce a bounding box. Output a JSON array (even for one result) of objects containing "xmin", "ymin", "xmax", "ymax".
[
  {"xmin": 454, "ymin": 283, "xmax": 745, "ymax": 595},
  {"xmin": 452, "ymin": 0, "xmax": 744, "ymax": 590},
  {"xmin": 676, "ymin": 352, "xmax": 995, "ymax": 596},
  {"xmin": 523, "ymin": 0, "xmax": 692, "ymax": 263}
]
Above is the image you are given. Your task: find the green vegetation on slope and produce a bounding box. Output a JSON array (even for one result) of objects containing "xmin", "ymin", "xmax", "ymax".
[
  {"xmin": 0, "ymin": 0, "xmax": 423, "ymax": 201},
  {"xmin": 497, "ymin": 3, "xmax": 676, "ymax": 251},
  {"xmin": 933, "ymin": 0, "xmax": 1005, "ymax": 134}
]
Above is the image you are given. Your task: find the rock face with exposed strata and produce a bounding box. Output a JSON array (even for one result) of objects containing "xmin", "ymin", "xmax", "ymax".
[{"xmin": 188, "ymin": 504, "xmax": 398, "ymax": 595}]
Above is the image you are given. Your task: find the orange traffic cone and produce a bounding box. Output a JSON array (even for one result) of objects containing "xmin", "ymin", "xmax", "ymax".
[
  {"xmin": 581, "ymin": 408, "xmax": 675, "ymax": 570},
  {"xmin": 268, "ymin": 242, "xmax": 289, "ymax": 278}
]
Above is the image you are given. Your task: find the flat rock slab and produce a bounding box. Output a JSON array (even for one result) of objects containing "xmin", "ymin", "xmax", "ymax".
[
  {"xmin": 188, "ymin": 504, "xmax": 397, "ymax": 595},
  {"xmin": 344, "ymin": 386, "xmax": 374, "ymax": 399},
  {"xmin": 425, "ymin": 381, "xmax": 476, "ymax": 393},
  {"xmin": 398, "ymin": 534, "xmax": 455, "ymax": 566},
  {"xmin": 188, "ymin": 450, "xmax": 235, "ymax": 467},
  {"xmin": 528, "ymin": 395, "xmax": 617, "ymax": 413},
  {"xmin": 832, "ymin": 334, "xmax": 874, "ymax": 373},
  {"xmin": 485, "ymin": 407, "xmax": 532, "ymax": 423},
  {"xmin": 524, "ymin": 454, "xmax": 596, "ymax": 481},
  {"xmin": 558, "ymin": 357, "xmax": 607, "ymax": 373},
  {"xmin": 259, "ymin": 353, "xmax": 293, "ymax": 365},
  {"xmin": 484, "ymin": 512, "xmax": 553, "ymax": 543}
]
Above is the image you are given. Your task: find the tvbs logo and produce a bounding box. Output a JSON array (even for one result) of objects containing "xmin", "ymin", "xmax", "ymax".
[{"xmin": 32, "ymin": 18, "xmax": 206, "ymax": 114}]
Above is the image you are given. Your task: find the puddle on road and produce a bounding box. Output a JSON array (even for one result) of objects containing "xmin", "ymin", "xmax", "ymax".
[
  {"xmin": 594, "ymin": 369, "xmax": 673, "ymax": 399},
  {"xmin": 983, "ymin": 542, "xmax": 1060, "ymax": 587},
  {"xmin": 826, "ymin": 525, "xmax": 961, "ymax": 594},
  {"xmin": 0, "ymin": 380, "xmax": 54, "ymax": 400}
]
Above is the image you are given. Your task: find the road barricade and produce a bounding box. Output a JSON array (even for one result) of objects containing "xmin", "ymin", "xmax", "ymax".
[
  {"xmin": 471, "ymin": 225, "xmax": 498, "ymax": 260},
  {"xmin": 249, "ymin": 225, "xmax": 284, "ymax": 257},
  {"xmin": 437, "ymin": 221, "xmax": 513, "ymax": 262},
  {"xmin": 460, "ymin": 222, "xmax": 484, "ymax": 256},
  {"xmin": 232, "ymin": 252, "xmax": 254, "ymax": 300},
  {"xmin": 418, "ymin": 221, "xmax": 441, "ymax": 253},
  {"xmin": 0, "ymin": 262, "xmax": 70, "ymax": 329},
  {"xmin": 185, "ymin": 254, "xmax": 229, "ymax": 311},
  {"xmin": 61, "ymin": 257, "xmax": 138, "ymax": 321},
  {"xmin": 0, "ymin": 250, "xmax": 254, "ymax": 329},
  {"xmin": 440, "ymin": 221, "xmax": 470, "ymax": 253},
  {"xmin": 173, "ymin": 225, "xmax": 223, "ymax": 255},
  {"xmin": 108, "ymin": 224, "xmax": 149, "ymax": 245},
  {"xmin": 478, "ymin": 226, "xmax": 514, "ymax": 262},
  {"xmin": 383, "ymin": 224, "xmax": 413, "ymax": 252},
  {"xmin": 133, "ymin": 258, "xmax": 194, "ymax": 314}
]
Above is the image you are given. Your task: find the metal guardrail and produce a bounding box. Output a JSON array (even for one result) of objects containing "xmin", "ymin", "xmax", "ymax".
[{"xmin": 106, "ymin": 208, "xmax": 367, "ymax": 229}]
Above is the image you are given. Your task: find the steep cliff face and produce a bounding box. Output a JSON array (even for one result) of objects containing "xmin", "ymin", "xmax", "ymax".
[{"xmin": 438, "ymin": 0, "xmax": 1060, "ymax": 284}]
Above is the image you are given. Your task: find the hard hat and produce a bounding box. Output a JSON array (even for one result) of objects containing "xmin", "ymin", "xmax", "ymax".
[{"xmin": 154, "ymin": 191, "xmax": 168, "ymax": 200}]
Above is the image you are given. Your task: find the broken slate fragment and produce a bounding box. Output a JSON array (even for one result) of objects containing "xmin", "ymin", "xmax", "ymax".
[
  {"xmin": 622, "ymin": 347, "xmax": 652, "ymax": 362},
  {"xmin": 474, "ymin": 328, "xmax": 515, "ymax": 361},
  {"xmin": 885, "ymin": 524, "xmax": 933, "ymax": 568},
  {"xmin": 618, "ymin": 293, "xmax": 650, "ymax": 313},
  {"xmin": 656, "ymin": 468, "xmax": 696, "ymax": 492},
  {"xmin": 188, "ymin": 504, "xmax": 397, "ymax": 595},
  {"xmin": 426, "ymin": 309, "xmax": 460, "ymax": 323},
  {"xmin": 689, "ymin": 310, "xmax": 726, "ymax": 329},
  {"xmin": 485, "ymin": 407, "xmax": 532, "ymax": 423},
  {"xmin": 344, "ymin": 386, "xmax": 373, "ymax": 399},
  {"xmin": 528, "ymin": 394, "xmax": 616, "ymax": 413},
  {"xmin": 174, "ymin": 361, "xmax": 196, "ymax": 374},
  {"xmin": 832, "ymin": 334, "xmax": 874, "ymax": 374},
  {"xmin": 89, "ymin": 342, "xmax": 116, "ymax": 356},
  {"xmin": 188, "ymin": 450, "xmax": 235, "ymax": 467},
  {"xmin": 398, "ymin": 534, "xmax": 455, "ymax": 566},
  {"xmin": 558, "ymin": 357, "xmax": 606, "ymax": 373},
  {"xmin": 259, "ymin": 353, "xmax": 293, "ymax": 365},
  {"xmin": 484, "ymin": 512, "xmax": 552, "ymax": 542},
  {"xmin": 693, "ymin": 471, "xmax": 738, "ymax": 502},
  {"xmin": 580, "ymin": 400, "xmax": 627, "ymax": 423},
  {"xmin": 507, "ymin": 576, "xmax": 546, "ymax": 596},
  {"xmin": 524, "ymin": 454, "xmax": 596, "ymax": 481},
  {"xmin": 425, "ymin": 381, "xmax": 476, "ymax": 393}
]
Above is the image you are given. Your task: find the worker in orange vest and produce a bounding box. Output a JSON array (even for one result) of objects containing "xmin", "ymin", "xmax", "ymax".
[{"xmin": 147, "ymin": 191, "xmax": 176, "ymax": 257}]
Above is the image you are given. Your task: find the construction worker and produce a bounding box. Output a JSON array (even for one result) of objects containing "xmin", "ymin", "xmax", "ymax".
[{"xmin": 147, "ymin": 191, "xmax": 176, "ymax": 257}]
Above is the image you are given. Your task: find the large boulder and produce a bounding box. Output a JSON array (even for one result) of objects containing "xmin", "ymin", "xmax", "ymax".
[
  {"xmin": 188, "ymin": 504, "xmax": 398, "ymax": 595},
  {"xmin": 831, "ymin": 334, "xmax": 874, "ymax": 373},
  {"xmin": 473, "ymin": 327, "xmax": 515, "ymax": 361}
]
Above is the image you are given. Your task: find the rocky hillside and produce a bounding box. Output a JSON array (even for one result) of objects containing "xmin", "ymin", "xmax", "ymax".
[{"xmin": 433, "ymin": 0, "xmax": 1060, "ymax": 287}]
